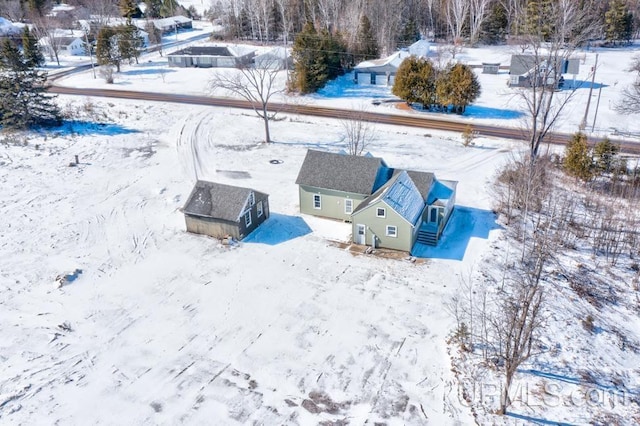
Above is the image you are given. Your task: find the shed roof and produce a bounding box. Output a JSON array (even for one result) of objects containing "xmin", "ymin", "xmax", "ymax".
[
  {"xmin": 354, "ymin": 51, "xmax": 408, "ymax": 73},
  {"xmin": 183, "ymin": 181, "xmax": 267, "ymax": 222},
  {"xmin": 509, "ymin": 55, "xmax": 537, "ymax": 76},
  {"xmin": 295, "ymin": 149, "xmax": 390, "ymax": 195},
  {"xmin": 170, "ymin": 46, "xmax": 233, "ymax": 57}
]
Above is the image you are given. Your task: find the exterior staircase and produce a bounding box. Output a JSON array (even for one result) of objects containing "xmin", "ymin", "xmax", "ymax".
[{"xmin": 416, "ymin": 223, "xmax": 439, "ymax": 246}]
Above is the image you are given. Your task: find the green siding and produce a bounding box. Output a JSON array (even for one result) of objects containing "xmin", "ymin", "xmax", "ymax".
[
  {"xmin": 299, "ymin": 185, "xmax": 367, "ymax": 221},
  {"xmin": 351, "ymin": 200, "xmax": 420, "ymax": 252}
]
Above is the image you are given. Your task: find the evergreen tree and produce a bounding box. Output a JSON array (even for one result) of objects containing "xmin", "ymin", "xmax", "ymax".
[
  {"xmin": 291, "ymin": 22, "xmax": 319, "ymax": 93},
  {"xmin": 397, "ymin": 18, "xmax": 420, "ymax": 49},
  {"xmin": 605, "ymin": 0, "xmax": 634, "ymax": 45},
  {"xmin": 96, "ymin": 26, "xmax": 122, "ymax": 72},
  {"xmin": 21, "ymin": 26, "xmax": 44, "ymax": 68},
  {"xmin": 593, "ymin": 138, "xmax": 619, "ymax": 173},
  {"xmin": 160, "ymin": 0, "xmax": 180, "ymax": 18},
  {"xmin": 439, "ymin": 63, "xmax": 481, "ymax": 114},
  {"xmin": 564, "ymin": 132, "xmax": 593, "ymax": 181},
  {"xmin": 481, "ymin": 2, "xmax": 508, "ymax": 44},
  {"xmin": 144, "ymin": 0, "xmax": 162, "ymax": 18},
  {"xmin": 0, "ymin": 39, "xmax": 60, "ymax": 130},
  {"xmin": 120, "ymin": 0, "xmax": 138, "ymax": 22},
  {"xmin": 392, "ymin": 56, "xmax": 438, "ymax": 107},
  {"xmin": 0, "ymin": 39, "xmax": 26, "ymax": 71},
  {"xmin": 354, "ymin": 15, "xmax": 379, "ymax": 63},
  {"xmin": 118, "ymin": 25, "xmax": 144, "ymax": 65},
  {"xmin": 525, "ymin": 0, "xmax": 554, "ymax": 41}
]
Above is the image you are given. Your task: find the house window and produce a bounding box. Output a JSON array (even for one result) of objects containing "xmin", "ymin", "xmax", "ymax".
[
  {"xmin": 244, "ymin": 210, "xmax": 252, "ymax": 227},
  {"xmin": 313, "ymin": 194, "xmax": 321, "ymax": 209},
  {"xmin": 344, "ymin": 199, "xmax": 353, "ymax": 214},
  {"xmin": 386, "ymin": 225, "xmax": 397, "ymax": 237},
  {"xmin": 257, "ymin": 201, "xmax": 263, "ymax": 217},
  {"xmin": 249, "ymin": 192, "xmax": 255, "ymax": 207},
  {"xmin": 376, "ymin": 207, "xmax": 386, "ymax": 218}
]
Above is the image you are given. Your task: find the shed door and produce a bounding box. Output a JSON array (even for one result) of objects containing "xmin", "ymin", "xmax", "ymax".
[{"xmin": 356, "ymin": 224, "xmax": 366, "ymax": 244}]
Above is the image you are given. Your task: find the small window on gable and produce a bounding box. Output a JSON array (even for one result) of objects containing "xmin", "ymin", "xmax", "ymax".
[
  {"xmin": 313, "ymin": 194, "xmax": 321, "ymax": 209},
  {"xmin": 376, "ymin": 207, "xmax": 386, "ymax": 218},
  {"xmin": 386, "ymin": 225, "xmax": 397, "ymax": 237},
  {"xmin": 249, "ymin": 192, "xmax": 255, "ymax": 207},
  {"xmin": 257, "ymin": 200, "xmax": 263, "ymax": 217},
  {"xmin": 344, "ymin": 198, "xmax": 353, "ymax": 214},
  {"xmin": 244, "ymin": 210, "xmax": 252, "ymax": 227}
]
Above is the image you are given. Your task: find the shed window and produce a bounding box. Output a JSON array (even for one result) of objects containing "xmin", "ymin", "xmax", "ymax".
[
  {"xmin": 244, "ymin": 210, "xmax": 252, "ymax": 227},
  {"xmin": 386, "ymin": 225, "xmax": 397, "ymax": 237},
  {"xmin": 313, "ymin": 194, "xmax": 321, "ymax": 209},
  {"xmin": 344, "ymin": 199, "xmax": 353, "ymax": 214},
  {"xmin": 257, "ymin": 200, "xmax": 263, "ymax": 217},
  {"xmin": 376, "ymin": 207, "xmax": 386, "ymax": 218}
]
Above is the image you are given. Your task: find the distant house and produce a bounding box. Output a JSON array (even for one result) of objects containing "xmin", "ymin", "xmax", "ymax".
[
  {"xmin": 508, "ymin": 54, "xmax": 579, "ymax": 88},
  {"xmin": 43, "ymin": 36, "xmax": 86, "ymax": 56},
  {"xmin": 142, "ymin": 15, "xmax": 192, "ymax": 34},
  {"xmin": 168, "ymin": 45, "xmax": 255, "ymax": 68},
  {"xmin": 353, "ymin": 51, "xmax": 408, "ymax": 86},
  {"xmin": 295, "ymin": 149, "xmax": 457, "ymax": 251},
  {"xmin": 183, "ymin": 181, "xmax": 269, "ymax": 240},
  {"xmin": 295, "ymin": 149, "xmax": 392, "ymax": 221},
  {"xmin": 254, "ymin": 47, "xmax": 292, "ymax": 70},
  {"xmin": 406, "ymin": 39, "xmax": 431, "ymax": 57}
]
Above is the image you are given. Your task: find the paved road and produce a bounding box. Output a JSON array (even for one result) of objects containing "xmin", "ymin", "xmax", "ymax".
[{"xmin": 48, "ymin": 84, "xmax": 640, "ymax": 155}]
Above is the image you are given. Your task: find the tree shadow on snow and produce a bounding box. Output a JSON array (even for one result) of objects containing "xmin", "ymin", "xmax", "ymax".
[
  {"xmin": 119, "ymin": 68, "xmax": 176, "ymax": 77},
  {"xmin": 54, "ymin": 120, "xmax": 140, "ymax": 136},
  {"xmin": 411, "ymin": 206, "xmax": 501, "ymax": 260},
  {"xmin": 244, "ymin": 213, "xmax": 312, "ymax": 245},
  {"xmin": 462, "ymin": 105, "xmax": 524, "ymax": 120},
  {"xmin": 506, "ymin": 412, "xmax": 576, "ymax": 426}
]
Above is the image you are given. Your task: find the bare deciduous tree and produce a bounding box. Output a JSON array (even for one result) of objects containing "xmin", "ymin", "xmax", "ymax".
[
  {"xmin": 445, "ymin": 0, "xmax": 469, "ymax": 43},
  {"xmin": 468, "ymin": 0, "xmax": 491, "ymax": 45},
  {"xmin": 210, "ymin": 58, "xmax": 285, "ymax": 144},
  {"xmin": 340, "ymin": 106, "xmax": 377, "ymax": 155}
]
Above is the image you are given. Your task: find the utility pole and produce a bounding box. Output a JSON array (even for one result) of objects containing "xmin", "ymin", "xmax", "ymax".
[
  {"xmin": 580, "ymin": 53, "xmax": 598, "ymax": 131},
  {"xmin": 85, "ymin": 30, "xmax": 96, "ymax": 79},
  {"xmin": 591, "ymin": 85, "xmax": 603, "ymax": 132}
]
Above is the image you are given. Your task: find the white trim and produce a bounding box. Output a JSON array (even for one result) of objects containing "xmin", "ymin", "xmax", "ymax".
[
  {"xmin": 313, "ymin": 194, "xmax": 321, "ymax": 209},
  {"xmin": 386, "ymin": 225, "xmax": 397, "ymax": 237},
  {"xmin": 344, "ymin": 198, "xmax": 353, "ymax": 214},
  {"xmin": 376, "ymin": 207, "xmax": 386, "ymax": 218},
  {"xmin": 244, "ymin": 210, "xmax": 252, "ymax": 227},
  {"xmin": 257, "ymin": 200, "xmax": 263, "ymax": 217}
]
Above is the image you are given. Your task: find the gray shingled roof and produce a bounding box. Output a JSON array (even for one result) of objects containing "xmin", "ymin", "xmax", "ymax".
[
  {"xmin": 170, "ymin": 46, "xmax": 233, "ymax": 57},
  {"xmin": 183, "ymin": 181, "xmax": 266, "ymax": 222},
  {"xmin": 509, "ymin": 55, "xmax": 537, "ymax": 76},
  {"xmin": 295, "ymin": 150, "xmax": 390, "ymax": 195},
  {"xmin": 394, "ymin": 169, "xmax": 434, "ymax": 201}
]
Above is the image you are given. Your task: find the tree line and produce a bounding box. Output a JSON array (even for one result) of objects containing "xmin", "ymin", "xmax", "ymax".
[{"xmin": 203, "ymin": 0, "xmax": 639, "ymax": 50}]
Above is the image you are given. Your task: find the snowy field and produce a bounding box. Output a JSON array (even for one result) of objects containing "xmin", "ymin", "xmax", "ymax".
[
  {"xmin": 3, "ymin": 27, "xmax": 640, "ymax": 424},
  {"xmin": 0, "ymin": 96, "xmax": 515, "ymax": 424}
]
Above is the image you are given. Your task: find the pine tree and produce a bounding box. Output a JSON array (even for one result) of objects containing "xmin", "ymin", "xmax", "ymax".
[
  {"xmin": 96, "ymin": 26, "xmax": 122, "ymax": 72},
  {"xmin": 397, "ymin": 18, "xmax": 420, "ymax": 49},
  {"xmin": 118, "ymin": 25, "xmax": 144, "ymax": 65},
  {"xmin": 160, "ymin": 0, "xmax": 180, "ymax": 18},
  {"xmin": 481, "ymin": 2, "xmax": 508, "ymax": 44},
  {"xmin": 593, "ymin": 138, "xmax": 619, "ymax": 174},
  {"xmin": 564, "ymin": 132, "xmax": 593, "ymax": 181},
  {"xmin": 0, "ymin": 39, "xmax": 26, "ymax": 71},
  {"xmin": 21, "ymin": 26, "xmax": 44, "ymax": 68},
  {"xmin": 605, "ymin": 0, "xmax": 633, "ymax": 45},
  {"xmin": 144, "ymin": 0, "xmax": 162, "ymax": 18},
  {"xmin": 525, "ymin": 0, "xmax": 554, "ymax": 41},
  {"xmin": 0, "ymin": 39, "xmax": 60, "ymax": 129},
  {"xmin": 354, "ymin": 15, "xmax": 379, "ymax": 63}
]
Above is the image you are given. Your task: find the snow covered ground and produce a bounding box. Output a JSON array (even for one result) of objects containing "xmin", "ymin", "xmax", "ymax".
[{"xmin": 2, "ymin": 35, "xmax": 640, "ymax": 424}]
